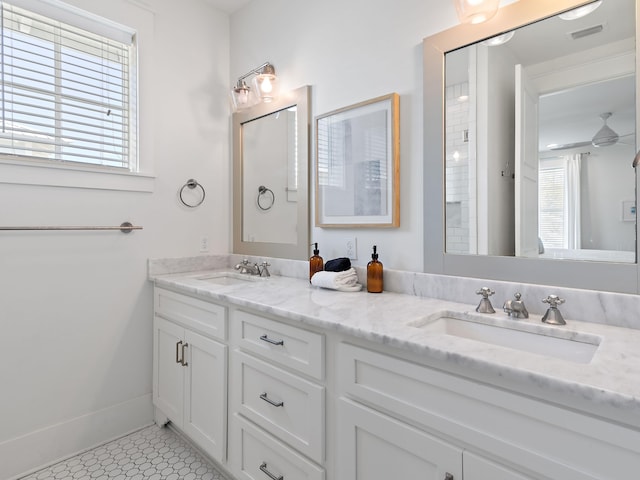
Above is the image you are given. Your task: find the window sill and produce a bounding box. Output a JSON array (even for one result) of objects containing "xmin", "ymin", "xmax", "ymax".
[{"xmin": 0, "ymin": 159, "xmax": 155, "ymax": 192}]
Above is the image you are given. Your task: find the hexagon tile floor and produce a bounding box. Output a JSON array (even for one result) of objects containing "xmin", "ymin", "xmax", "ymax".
[{"xmin": 19, "ymin": 424, "xmax": 229, "ymax": 480}]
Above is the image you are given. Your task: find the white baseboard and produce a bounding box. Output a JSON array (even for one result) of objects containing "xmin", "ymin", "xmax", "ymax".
[{"xmin": 1, "ymin": 393, "xmax": 153, "ymax": 480}]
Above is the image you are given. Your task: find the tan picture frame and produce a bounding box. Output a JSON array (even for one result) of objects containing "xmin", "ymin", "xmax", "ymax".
[{"xmin": 315, "ymin": 93, "xmax": 400, "ymax": 228}]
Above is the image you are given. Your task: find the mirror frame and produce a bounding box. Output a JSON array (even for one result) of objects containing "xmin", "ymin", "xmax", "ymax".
[
  {"xmin": 233, "ymin": 85, "xmax": 311, "ymax": 260},
  {"xmin": 423, "ymin": 0, "xmax": 640, "ymax": 294}
]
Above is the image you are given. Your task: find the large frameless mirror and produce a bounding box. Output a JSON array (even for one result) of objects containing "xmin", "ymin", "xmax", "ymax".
[
  {"xmin": 233, "ymin": 86, "xmax": 311, "ymax": 260},
  {"xmin": 424, "ymin": 0, "xmax": 640, "ymax": 293}
]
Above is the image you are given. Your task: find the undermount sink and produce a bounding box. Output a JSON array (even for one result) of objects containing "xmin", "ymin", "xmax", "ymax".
[
  {"xmin": 411, "ymin": 311, "xmax": 601, "ymax": 364},
  {"xmin": 195, "ymin": 272, "xmax": 266, "ymax": 286}
]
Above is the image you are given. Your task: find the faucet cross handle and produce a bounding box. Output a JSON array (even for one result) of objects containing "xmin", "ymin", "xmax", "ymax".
[
  {"xmin": 542, "ymin": 295, "xmax": 566, "ymax": 325},
  {"xmin": 475, "ymin": 287, "xmax": 496, "ymax": 314},
  {"xmin": 542, "ymin": 295, "xmax": 565, "ymax": 308},
  {"xmin": 259, "ymin": 261, "xmax": 271, "ymax": 277},
  {"xmin": 476, "ymin": 287, "xmax": 495, "ymax": 299}
]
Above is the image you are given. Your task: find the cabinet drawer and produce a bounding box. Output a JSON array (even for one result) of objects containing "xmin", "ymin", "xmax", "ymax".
[
  {"xmin": 154, "ymin": 288, "xmax": 226, "ymax": 340},
  {"xmin": 231, "ymin": 414, "xmax": 324, "ymax": 480},
  {"xmin": 233, "ymin": 310, "xmax": 324, "ymax": 379},
  {"xmin": 234, "ymin": 351, "xmax": 324, "ymax": 463}
]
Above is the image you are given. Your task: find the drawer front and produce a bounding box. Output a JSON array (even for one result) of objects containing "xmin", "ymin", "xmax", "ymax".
[
  {"xmin": 234, "ymin": 351, "xmax": 324, "ymax": 463},
  {"xmin": 154, "ymin": 287, "xmax": 227, "ymax": 340},
  {"xmin": 233, "ymin": 310, "xmax": 324, "ymax": 379},
  {"xmin": 231, "ymin": 414, "xmax": 325, "ymax": 480}
]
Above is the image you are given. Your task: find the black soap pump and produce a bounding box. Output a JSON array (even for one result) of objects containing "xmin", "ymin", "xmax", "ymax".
[
  {"xmin": 367, "ymin": 245, "xmax": 383, "ymax": 293},
  {"xmin": 309, "ymin": 243, "xmax": 324, "ymax": 282}
]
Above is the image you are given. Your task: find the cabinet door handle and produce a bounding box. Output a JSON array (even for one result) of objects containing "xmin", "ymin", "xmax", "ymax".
[
  {"xmin": 260, "ymin": 392, "xmax": 284, "ymax": 407},
  {"xmin": 444, "ymin": 474, "xmax": 454, "ymax": 480},
  {"xmin": 176, "ymin": 340, "xmax": 183, "ymax": 364},
  {"xmin": 260, "ymin": 334, "xmax": 284, "ymax": 346},
  {"xmin": 181, "ymin": 343, "xmax": 189, "ymax": 367},
  {"xmin": 259, "ymin": 462, "xmax": 283, "ymax": 480}
]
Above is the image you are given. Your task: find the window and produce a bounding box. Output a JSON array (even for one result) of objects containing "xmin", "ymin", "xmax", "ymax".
[
  {"xmin": 539, "ymin": 154, "xmax": 582, "ymax": 250},
  {"xmin": 538, "ymin": 160, "xmax": 567, "ymax": 249},
  {"xmin": 0, "ymin": 0, "xmax": 136, "ymax": 171}
]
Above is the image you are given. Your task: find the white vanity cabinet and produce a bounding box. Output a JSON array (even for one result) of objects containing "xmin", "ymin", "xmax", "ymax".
[
  {"xmin": 150, "ymin": 276, "xmax": 640, "ymax": 480},
  {"xmin": 153, "ymin": 288, "xmax": 228, "ymax": 463},
  {"xmin": 229, "ymin": 309, "xmax": 326, "ymax": 480},
  {"xmin": 337, "ymin": 342, "xmax": 640, "ymax": 480}
]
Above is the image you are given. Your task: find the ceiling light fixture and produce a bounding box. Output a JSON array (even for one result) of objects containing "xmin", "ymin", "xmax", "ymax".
[
  {"xmin": 558, "ymin": 1, "xmax": 603, "ymax": 21},
  {"xmin": 454, "ymin": 0, "xmax": 500, "ymax": 25},
  {"xmin": 592, "ymin": 112, "xmax": 619, "ymax": 147},
  {"xmin": 231, "ymin": 62, "xmax": 279, "ymax": 112}
]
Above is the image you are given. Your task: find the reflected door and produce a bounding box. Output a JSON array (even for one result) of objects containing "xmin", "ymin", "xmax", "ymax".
[{"xmin": 515, "ymin": 64, "xmax": 540, "ymax": 258}]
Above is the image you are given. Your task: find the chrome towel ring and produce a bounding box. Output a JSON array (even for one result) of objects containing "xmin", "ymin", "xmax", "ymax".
[
  {"xmin": 179, "ymin": 179, "xmax": 206, "ymax": 207},
  {"xmin": 257, "ymin": 185, "xmax": 275, "ymax": 211}
]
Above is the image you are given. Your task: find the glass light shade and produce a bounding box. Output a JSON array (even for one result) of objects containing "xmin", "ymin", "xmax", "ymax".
[
  {"xmin": 454, "ymin": 0, "xmax": 500, "ymax": 24},
  {"xmin": 481, "ymin": 30, "xmax": 515, "ymax": 46},
  {"xmin": 252, "ymin": 65, "xmax": 279, "ymax": 103},
  {"xmin": 558, "ymin": 1, "xmax": 602, "ymax": 20},
  {"xmin": 231, "ymin": 80, "xmax": 256, "ymax": 112}
]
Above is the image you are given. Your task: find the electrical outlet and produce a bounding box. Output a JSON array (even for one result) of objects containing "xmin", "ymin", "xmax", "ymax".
[
  {"xmin": 200, "ymin": 236, "xmax": 209, "ymax": 253},
  {"xmin": 345, "ymin": 237, "xmax": 357, "ymax": 260}
]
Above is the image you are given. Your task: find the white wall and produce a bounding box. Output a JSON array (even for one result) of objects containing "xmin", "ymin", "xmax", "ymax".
[
  {"xmin": 230, "ymin": 0, "xmax": 460, "ymax": 271},
  {"xmin": 581, "ymin": 145, "xmax": 636, "ymax": 251},
  {"xmin": 0, "ymin": 0, "xmax": 230, "ymax": 477}
]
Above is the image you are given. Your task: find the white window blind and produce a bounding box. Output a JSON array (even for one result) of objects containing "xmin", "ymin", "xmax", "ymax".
[
  {"xmin": 0, "ymin": 1, "xmax": 136, "ymax": 170},
  {"xmin": 538, "ymin": 162, "xmax": 567, "ymax": 249}
]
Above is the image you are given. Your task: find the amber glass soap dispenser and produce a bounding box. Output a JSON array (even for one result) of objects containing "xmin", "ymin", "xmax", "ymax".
[
  {"xmin": 309, "ymin": 242, "xmax": 324, "ymax": 282},
  {"xmin": 367, "ymin": 245, "xmax": 383, "ymax": 293}
]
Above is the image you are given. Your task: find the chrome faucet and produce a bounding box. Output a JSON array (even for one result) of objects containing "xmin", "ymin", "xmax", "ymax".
[
  {"xmin": 503, "ymin": 292, "xmax": 529, "ymax": 318},
  {"xmin": 475, "ymin": 287, "xmax": 496, "ymax": 313},
  {"xmin": 235, "ymin": 259, "xmax": 260, "ymax": 275},
  {"xmin": 234, "ymin": 259, "xmax": 271, "ymax": 277},
  {"xmin": 542, "ymin": 295, "xmax": 566, "ymax": 325}
]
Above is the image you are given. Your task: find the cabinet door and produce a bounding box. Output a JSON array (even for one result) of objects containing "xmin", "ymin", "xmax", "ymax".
[
  {"xmin": 153, "ymin": 316, "xmax": 185, "ymax": 427},
  {"xmin": 183, "ymin": 329, "xmax": 228, "ymax": 463},
  {"xmin": 464, "ymin": 452, "xmax": 535, "ymax": 480},
  {"xmin": 336, "ymin": 398, "xmax": 462, "ymax": 480}
]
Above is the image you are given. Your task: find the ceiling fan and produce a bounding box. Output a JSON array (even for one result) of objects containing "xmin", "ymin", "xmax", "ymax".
[{"xmin": 548, "ymin": 112, "xmax": 634, "ymax": 150}]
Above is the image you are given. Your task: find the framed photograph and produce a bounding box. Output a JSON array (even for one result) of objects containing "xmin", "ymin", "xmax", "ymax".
[{"xmin": 315, "ymin": 93, "xmax": 400, "ymax": 227}]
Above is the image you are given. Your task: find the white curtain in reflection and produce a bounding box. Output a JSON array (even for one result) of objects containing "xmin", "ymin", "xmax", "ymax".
[{"xmin": 565, "ymin": 153, "xmax": 582, "ymax": 249}]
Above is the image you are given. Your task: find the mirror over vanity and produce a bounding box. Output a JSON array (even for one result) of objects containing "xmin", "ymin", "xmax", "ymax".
[
  {"xmin": 232, "ymin": 86, "xmax": 311, "ymax": 260},
  {"xmin": 424, "ymin": 0, "xmax": 640, "ymax": 293}
]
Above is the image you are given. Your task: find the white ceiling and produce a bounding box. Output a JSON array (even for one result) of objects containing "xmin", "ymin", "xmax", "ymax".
[{"xmin": 201, "ymin": 0, "xmax": 252, "ymax": 15}]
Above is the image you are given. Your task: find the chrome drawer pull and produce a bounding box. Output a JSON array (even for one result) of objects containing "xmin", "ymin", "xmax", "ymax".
[
  {"xmin": 181, "ymin": 342, "xmax": 189, "ymax": 367},
  {"xmin": 260, "ymin": 392, "xmax": 284, "ymax": 407},
  {"xmin": 260, "ymin": 334, "xmax": 284, "ymax": 346},
  {"xmin": 176, "ymin": 340, "xmax": 183, "ymax": 364},
  {"xmin": 259, "ymin": 462, "xmax": 283, "ymax": 480}
]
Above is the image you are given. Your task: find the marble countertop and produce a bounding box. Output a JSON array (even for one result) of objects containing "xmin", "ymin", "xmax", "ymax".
[{"xmin": 153, "ymin": 268, "xmax": 640, "ymax": 429}]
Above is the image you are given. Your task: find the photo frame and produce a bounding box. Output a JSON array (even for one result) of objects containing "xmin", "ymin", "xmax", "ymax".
[{"xmin": 315, "ymin": 93, "xmax": 400, "ymax": 227}]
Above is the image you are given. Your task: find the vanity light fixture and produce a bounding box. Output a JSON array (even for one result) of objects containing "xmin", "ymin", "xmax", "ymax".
[
  {"xmin": 558, "ymin": 1, "xmax": 602, "ymax": 20},
  {"xmin": 454, "ymin": 0, "xmax": 500, "ymax": 25},
  {"xmin": 231, "ymin": 62, "xmax": 280, "ymax": 112}
]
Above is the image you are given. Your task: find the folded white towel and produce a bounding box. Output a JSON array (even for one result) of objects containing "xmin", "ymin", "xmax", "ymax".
[{"xmin": 311, "ymin": 267, "xmax": 361, "ymax": 291}]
